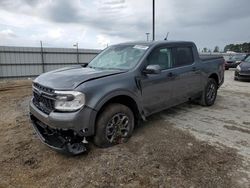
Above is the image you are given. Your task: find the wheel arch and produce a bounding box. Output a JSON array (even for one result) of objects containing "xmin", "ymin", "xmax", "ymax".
[
  {"xmin": 94, "ymin": 92, "xmax": 142, "ymax": 130},
  {"xmin": 208, "ymin": 73, "xmax": 219, "ymax": 85}
]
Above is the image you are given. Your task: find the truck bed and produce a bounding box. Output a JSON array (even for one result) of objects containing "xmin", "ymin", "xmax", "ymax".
[{"xmin": 199, "ymin": 55, "xmax": 224, "ymax": 61}]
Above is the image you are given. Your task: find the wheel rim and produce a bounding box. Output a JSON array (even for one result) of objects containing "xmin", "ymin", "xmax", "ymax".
[
  {"xmin": 206, "ymin": 82, "xmax": 216, "ymax": 103},
  {"xmin": 105, "ymin": 113, "xmax": 130, "ymax": 143}
]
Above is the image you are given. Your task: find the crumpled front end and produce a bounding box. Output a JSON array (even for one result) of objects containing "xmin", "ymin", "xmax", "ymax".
[{"xmin": 30, "ymin": 114, "xmax": 88, "ymax": 155}]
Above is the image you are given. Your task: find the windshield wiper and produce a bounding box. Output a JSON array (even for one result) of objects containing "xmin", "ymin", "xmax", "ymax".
[
  {"xmin": 87, "ymin": 66, "xmax": 126, "ymax": 71},
  {"xmin": 102, "ymin": 67, "xmax": 127, "ymax": 71},
  {"xmin": 87, "ymin": 65, "xmax": 95, "ymax": 69}
]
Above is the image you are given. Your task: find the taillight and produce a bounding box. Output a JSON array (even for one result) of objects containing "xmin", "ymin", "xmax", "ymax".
[{"xmin": 223, "ymin": 60, "xmax": 226, "ymax": 70}]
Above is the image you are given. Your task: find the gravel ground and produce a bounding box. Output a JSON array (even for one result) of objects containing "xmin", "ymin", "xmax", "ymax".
[{"xmin": 0, "ymin": 70, "xmax": 249, "ymax": 188}]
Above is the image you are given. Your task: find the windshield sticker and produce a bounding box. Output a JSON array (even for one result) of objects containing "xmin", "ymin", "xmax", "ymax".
[{"xmin": 133, "ymin": 45, "xmax": 149, "ymax": 50}]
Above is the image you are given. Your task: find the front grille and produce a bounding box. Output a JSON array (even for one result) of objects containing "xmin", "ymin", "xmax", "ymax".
[
  {"xmin": 240, "ymin": 70, "xmax": 250, "ymax": 74},
  {"xmin": 239, "ymin": 74, "xmax": 250, "ymax": 78},
  {"xmin": 32, "ymin": 83, "xmax": 55, "ymax": 114},
  {"xmin": 33, "ymin": 82, "xmax": 54, "ymax": 93}
]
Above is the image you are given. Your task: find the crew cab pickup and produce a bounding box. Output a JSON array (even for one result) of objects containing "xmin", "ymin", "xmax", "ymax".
[{"xmin": 30, "ymin": 41, "xmax": 225, "ymax": 154}]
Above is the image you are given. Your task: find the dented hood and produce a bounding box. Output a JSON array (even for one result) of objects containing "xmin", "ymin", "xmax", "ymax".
[{"xmin": 34, "ymin": 66, "xmax": 126, "ymax": 90}]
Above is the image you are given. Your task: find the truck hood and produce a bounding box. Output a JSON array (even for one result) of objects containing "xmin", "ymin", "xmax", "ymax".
[
  {"xmin": 34, "ymin": 66, "xmax": 126, "ymax": 90},
  {"xmin": 240, "ymin": 62, "xmax": 250, "ymax": 70}
]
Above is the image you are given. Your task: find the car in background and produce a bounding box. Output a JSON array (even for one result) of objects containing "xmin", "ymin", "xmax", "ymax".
[
  {"xmin": 241, "ymin": 53, "xmax": 250, "ymax": 62},
  {"xmin": 225, "ymin": 54, "xmax": 246, "ymax": 70},
  {"xmin": 235, "ymin": 55, "xmax": 250, "ymax": 81}
]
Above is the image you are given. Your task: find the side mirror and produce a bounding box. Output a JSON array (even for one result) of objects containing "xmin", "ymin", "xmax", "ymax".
[
  {"xmin": 81, "ymin": 63, "xmax": 88, "ymax": 67},
  {"xmin": 143, "ymin": 65, "xmax": 161, "ymax": 74}
]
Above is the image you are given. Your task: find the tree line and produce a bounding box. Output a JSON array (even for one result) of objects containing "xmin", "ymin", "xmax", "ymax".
[
  {"xmin": 202, "ymin": 46, "xmax": 220, "ymax": 53},
  {"xmin": 201, "ymin": 42, "xmax": 250, "ymax": 53},
  {"xmin": 224, "ymin": 43, "xmax": 250, "ymax": 53}
]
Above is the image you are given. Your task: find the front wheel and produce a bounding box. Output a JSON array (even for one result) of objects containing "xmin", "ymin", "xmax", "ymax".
[
  {"xmin": 200, "ymin": 78, "xmax": 218, "ymax": 106},
  {"xmin": 94, "ymin": 103, "xmax": 134, "ymax": 148}
]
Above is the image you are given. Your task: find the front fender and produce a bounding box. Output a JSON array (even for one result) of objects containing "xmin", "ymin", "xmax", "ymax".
[{"xmin": 93, "ymin": 90, "xmax": 142, "ymax": 113}]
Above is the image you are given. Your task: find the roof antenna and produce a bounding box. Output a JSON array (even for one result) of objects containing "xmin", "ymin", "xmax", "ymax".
[{"xmin": 164, "ymin": 32, "xmax": 169, "ymax": 40}]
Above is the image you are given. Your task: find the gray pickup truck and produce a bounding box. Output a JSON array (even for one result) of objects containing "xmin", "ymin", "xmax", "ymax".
[{"xmin": 30, "ymin": 41, "xmax": 225, "ymax": 154}]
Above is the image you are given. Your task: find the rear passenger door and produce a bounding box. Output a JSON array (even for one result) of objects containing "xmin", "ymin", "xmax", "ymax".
[{"xmin": 170, "ymin": 46, "xmax": 202, "ymax": 104}]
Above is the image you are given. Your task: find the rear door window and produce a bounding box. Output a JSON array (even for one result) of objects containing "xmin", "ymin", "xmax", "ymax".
[{"xmin": 172, "ymin": 47, "xmax": 194, "ymax": 67}]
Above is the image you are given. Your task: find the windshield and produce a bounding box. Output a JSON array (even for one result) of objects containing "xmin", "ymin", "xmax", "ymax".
[
  {"xmin": 229, "ymin": 54, "xmax": 246, "ymax": 61},
  {"xmin": 87, "ymin": 44, "xmax": 148, "ymax": 70},
  {"xmin": 244, "ymin": 56, "xmax": 250, "ymax": 63}
]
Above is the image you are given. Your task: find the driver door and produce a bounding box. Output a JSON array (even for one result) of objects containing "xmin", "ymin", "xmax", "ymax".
[{"xmin": 139, "ymin": 46, "xmax": 175, "ymax": 115}]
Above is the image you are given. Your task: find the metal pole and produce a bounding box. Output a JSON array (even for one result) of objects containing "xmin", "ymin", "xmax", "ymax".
[
  {"xmin": 146, "ymin": 33, "xmax": 150, "ymax": 41},
  {"xmin": 152, "ymin": 0, "xmax": 155, "ymax": 41},
  {"xmin": 74, "ymin": 42, "xmax": 79, "ymax": 64},
  {"xmin": 77, "ymin": 43, "xmax": 80, "ymax": 64},
  {"xmin": 40, "ymin": 41, "xmax": 45, "ymax": 73}
]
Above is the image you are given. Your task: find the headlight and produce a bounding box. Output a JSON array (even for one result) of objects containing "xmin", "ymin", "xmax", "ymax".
[
  {"xmin": 54, "ymin": 91, "xmax": 85, "ymax": 112},
  {"xmin": 236, "ymin": 65, "xmax": 241, "ymax": 71}
]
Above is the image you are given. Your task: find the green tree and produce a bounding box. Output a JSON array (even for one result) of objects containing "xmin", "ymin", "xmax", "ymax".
[
  {"xmin": 213, "ymin": 46, "xmax": 219, "ymax": 52},
  {"xmin": 224, "ymin": 42, "xmax": 250, "ymax": 53},
  {"xmin": 242, "ymin": 43, "xmax": 250, "ymax": 52},
  {"xmin": 224, "ymin": 44, "xmax": 234, "ymax": 52},
  {"xmin": 202, "ymin": 47, "xmax": 208, "ymax": 53}
]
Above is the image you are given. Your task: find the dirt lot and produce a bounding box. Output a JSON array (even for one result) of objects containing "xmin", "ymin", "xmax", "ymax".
[{"xmin": 0, "ymin": 70, "xmax": 249, "ymax": 188}]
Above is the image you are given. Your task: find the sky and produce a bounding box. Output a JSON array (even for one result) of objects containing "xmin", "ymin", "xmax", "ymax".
[{"xmin": 0, "ymin": 0, "xmax": 250, "ymax": 51}]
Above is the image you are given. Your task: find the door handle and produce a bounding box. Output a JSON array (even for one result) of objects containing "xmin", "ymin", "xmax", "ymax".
[
  {"xmin": 167, "ymin": 72, "xmax": 174, "ymax": 77},
  {"xmin": 192, "ymin": 67, "xmax": 201, "ymax": 74}
]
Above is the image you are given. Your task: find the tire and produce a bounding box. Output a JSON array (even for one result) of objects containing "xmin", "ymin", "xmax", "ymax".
[
  {"xmin": 234, "ymin": 77, "xmax": 238, "ymax": 81},
  {"xmin": 94, "ymin": 103, "xmax": 134, "ymax": 148},
  {"xmin": 225, "ymin": 67, "xmax": 229, "ymax": 70},
  {"xmin": 200, "ymin": 78, "xmax": 218, "ymax": 106}
]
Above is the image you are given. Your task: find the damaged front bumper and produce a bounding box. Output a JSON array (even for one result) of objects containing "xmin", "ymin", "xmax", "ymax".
[{"xmin": 30, "ymin": 114, "xmax": 88, "ymax": 155}]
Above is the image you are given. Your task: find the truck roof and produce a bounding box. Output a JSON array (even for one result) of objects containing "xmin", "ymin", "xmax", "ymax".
[{"xmin": 116, "ymin": 40, "xmax": 195, "ymax": 47}]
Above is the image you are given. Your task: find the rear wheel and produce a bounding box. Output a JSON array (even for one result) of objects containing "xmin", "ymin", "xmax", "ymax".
[
  {"xmin": 200, "ymin": 78, "xmax": 218, "ymax": 106},
  {"xmin": 94, "ymin": 103, "xmax": 134, "ymax": 148}
]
